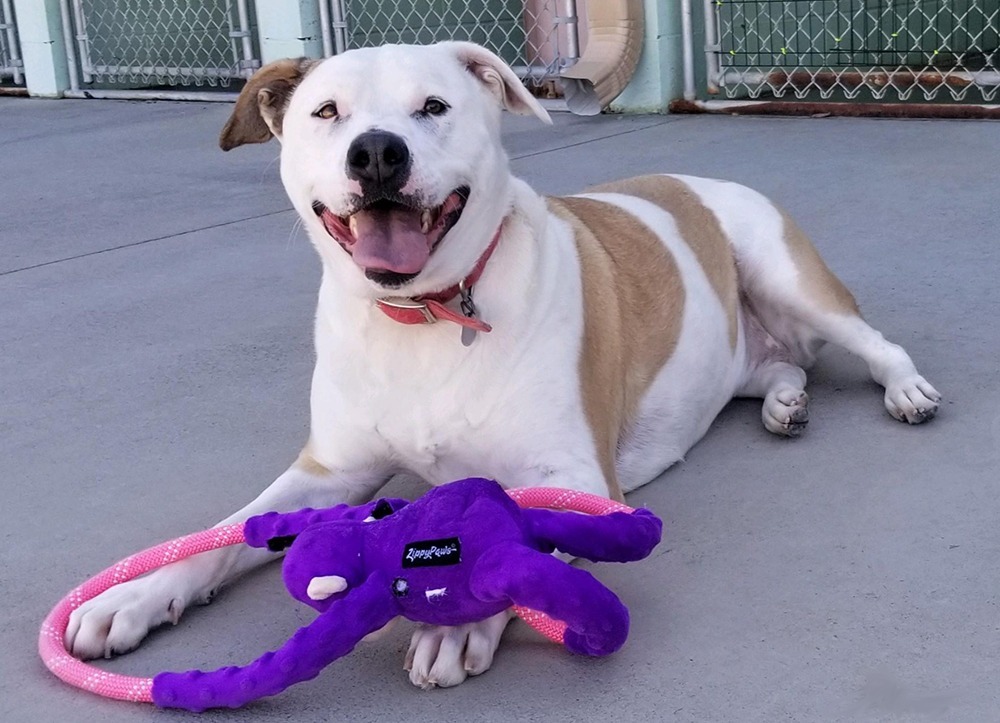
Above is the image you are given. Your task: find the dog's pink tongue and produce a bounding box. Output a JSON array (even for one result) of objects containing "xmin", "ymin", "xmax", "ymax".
[{"xmin": 349, "ymin": 207, "xmax": 429, "ymax": 274}]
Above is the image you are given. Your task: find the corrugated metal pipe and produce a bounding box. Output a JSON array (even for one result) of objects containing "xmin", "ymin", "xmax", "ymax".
[{"xmin": 561, "ymin": 0, "xmax": 644, "ymax": 115}]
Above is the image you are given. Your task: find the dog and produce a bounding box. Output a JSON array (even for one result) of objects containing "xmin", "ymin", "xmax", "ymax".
[{"xmin": 65, "ymin": 42, "xmax": 940, "ymax": 689}]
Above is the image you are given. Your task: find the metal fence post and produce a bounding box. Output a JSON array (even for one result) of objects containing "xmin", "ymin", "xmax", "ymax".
[
  {"xmin": 233, "ymin": 0, "xmax": 256, "ymax": 78},
  {"xmin": 318, "ymin": 0, "xmax": 334, "ymax": 56},
  {"xmin": 57, "ymin": 0, "xmax": 79, "ymax": 90},
  {"xmin": 0, "ymin": 0, "xmax": 23, "ymax": 83},
  {"xmin": 68, "ymin": 0, "xmax": 91, "ymax": 83},
  {"xmin": 330, "ymin": 0, "xmax": 347, "ymax": 55},
  {"xmin": 701, "ymin": 0, "xmax": 720, "ymax": 95},
  {"xmin": 562, "ymin": 0, "xmax": 579, "ymax": 65}
]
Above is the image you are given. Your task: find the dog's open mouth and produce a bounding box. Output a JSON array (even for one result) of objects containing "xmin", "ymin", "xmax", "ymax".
[{"xmin": 313, "ymin": 187, "xmax": 469, "ymax": 286}]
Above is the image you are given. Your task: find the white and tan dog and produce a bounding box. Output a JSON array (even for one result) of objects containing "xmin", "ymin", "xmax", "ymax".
[{"xmin": 66, "ymin": 42, "xmax": 940, "ymax": 688}]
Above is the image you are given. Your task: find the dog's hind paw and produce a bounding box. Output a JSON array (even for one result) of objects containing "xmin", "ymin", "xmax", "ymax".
[{"xmin": 762, "ymin": 388, "xmax": 809, "ymax": 437}]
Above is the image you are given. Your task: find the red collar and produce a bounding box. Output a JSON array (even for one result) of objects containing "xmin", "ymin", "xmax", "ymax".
[{"xmin": 375, "ymin": 226, "xmax": 501, "ymax": 333}]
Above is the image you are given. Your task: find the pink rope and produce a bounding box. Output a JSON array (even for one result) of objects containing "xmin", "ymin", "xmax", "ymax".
[
  {"xmin": 38, "ymin": 524, "xmax": 245, "ymax": 702},
  {"xmin": 506, "ymin": 488, "xmax": 632, "ymax": 643},
  {"xmin": 39, "ymin": 489, "xmax": 632, "ymax": 702}
]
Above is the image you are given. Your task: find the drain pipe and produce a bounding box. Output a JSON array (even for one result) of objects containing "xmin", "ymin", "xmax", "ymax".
[{"xmin": 561, "ymin": 0, "xmax": 644, "ymax": 115}]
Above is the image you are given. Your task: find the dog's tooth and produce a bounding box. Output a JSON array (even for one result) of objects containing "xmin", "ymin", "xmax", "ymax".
[
  {"xmin": 421, "ymin": 209, "xmax": 433, "ymax": 234},
  {"xmin": 348, "ymin": 215, "xmax": 359, "ymax": 237}
]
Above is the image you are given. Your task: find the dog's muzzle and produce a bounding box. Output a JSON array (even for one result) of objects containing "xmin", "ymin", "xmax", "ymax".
[{"xmin": 313, "ymin": 186, "xmax": 470, "ymax": 283}]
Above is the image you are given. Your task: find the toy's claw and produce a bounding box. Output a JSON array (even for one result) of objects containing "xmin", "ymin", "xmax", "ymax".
[{"xmin": 307, "ymin": 575, "xmax": 349, "ymax": 600}]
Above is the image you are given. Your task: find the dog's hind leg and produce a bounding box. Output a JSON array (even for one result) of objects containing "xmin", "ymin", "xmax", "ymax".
[
  {"xmin": 65, "ymin": 454, "xmax": 389, "ymax": 660},
  {"xmin": 797, "ymin": 311, "xmax": 941, "ymax": 424},
  {"xmin": 699, "ymin": 176, "xmax": 941, "ymax": 425},
  {"xmin": 741, "ymin": 216, "xmax": 942, "ymax": 425},
  {"xmin": 736, "ymin": 298, "xmax": 809, "ymax": 436}
]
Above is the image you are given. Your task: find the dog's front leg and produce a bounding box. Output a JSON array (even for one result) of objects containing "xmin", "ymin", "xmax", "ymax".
[
  {"xmin": 65, "ymin": 458, "xmax": 388, "ymax": 660},
  {"xmin": 405, "ymin": 610, "xmax": 516, "ymax": 690},
  {"xmin": 404, "ymin": 464, "xmax": 612, "ymax": 690}
]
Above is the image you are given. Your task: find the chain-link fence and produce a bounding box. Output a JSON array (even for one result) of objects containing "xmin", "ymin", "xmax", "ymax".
[
  {"xmin": 318, "ymin": 0, "xmax": 580, "ymax": 84},
  {"xmin": 0, "ymin": 0, "xmax": 23, "ymax": 85},
  {"xmin": 64, "ymin": 0, "xmax": 260, "ymax": 92},
  {"xmin": 707, "ymin": 0, "xmax": 1000, "ymax": 103}
]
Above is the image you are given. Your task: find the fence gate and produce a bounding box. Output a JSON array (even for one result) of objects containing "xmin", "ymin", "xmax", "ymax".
[
  {"xmin": 684, "ymin": 0, "xmax": 1000, "ymax": 116},
  {"xmin": 60, "ymin": 0, "xmax": 260, "ymax": 100},
  {"xmin": 317, "ymin": 0, "xmax": 580, "ymax": 85},
  {"xmin": 0, "ymin": 0, "xmax": 23, "ymax": 86}
]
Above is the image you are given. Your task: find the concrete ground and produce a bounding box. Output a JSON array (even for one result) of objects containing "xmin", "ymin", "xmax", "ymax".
[{"xmin": 2, "ymin": 98, "xmax": 997, "ymax": 722}]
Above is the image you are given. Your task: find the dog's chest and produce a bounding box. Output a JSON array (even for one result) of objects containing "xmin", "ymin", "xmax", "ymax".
[{"xmin": 310, "ymin": 297, "xmax": 598, "ymax": 486}]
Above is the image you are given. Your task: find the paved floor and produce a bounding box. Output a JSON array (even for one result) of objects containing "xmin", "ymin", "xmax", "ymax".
[{"xmin": 2, "ymin": 98, "xmax": 998, "ymax": 722}]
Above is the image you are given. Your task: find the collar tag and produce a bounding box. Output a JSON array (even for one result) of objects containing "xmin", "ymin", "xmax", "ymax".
[{"xmin": 459, "ymin": 281, "xmax": 480, "ymax": 346}]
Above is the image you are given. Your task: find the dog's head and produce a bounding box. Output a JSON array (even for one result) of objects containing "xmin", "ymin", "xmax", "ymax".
[{"xmin": 220, "ymin": 42, "xmax": 550, "ymax": 294}]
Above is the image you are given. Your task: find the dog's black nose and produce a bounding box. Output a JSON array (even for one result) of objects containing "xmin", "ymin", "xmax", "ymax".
[{"xmin": 346, "ymin": 131, "xmax": 410, "ymax": 187}]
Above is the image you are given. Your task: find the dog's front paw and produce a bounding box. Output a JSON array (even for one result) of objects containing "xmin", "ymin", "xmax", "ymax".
[
  {"xmin": 403, "ymin": 610, "xmax": 513, "ymax": 690},
  {"xmin": 65, "ymin": 571, "xmax": 193, "ymax": 660},
  {"xmin": 884, "ymin": 375, "xmax": 941, "ymax": 424}
]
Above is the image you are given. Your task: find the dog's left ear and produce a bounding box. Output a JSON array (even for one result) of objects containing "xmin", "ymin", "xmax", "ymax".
[
  {"xmin": 220, "ymin": 57, "xmax": 320, "ymax": 151},
  {"xmin": 444, "ymin": 41, "xmax": 552, "ymax": 125}
]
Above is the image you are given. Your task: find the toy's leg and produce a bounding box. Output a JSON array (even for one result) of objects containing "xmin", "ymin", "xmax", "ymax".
[
  {"xmin": 523, "ymin": 508, "xmax": 662, "ymax": 563},
  {"xmin": 65, "ymin": 458, "xmax": 390, "ymax": 660},
  {"xmin": 471, "ymin": 544, "xmax": 630, "ymax": 657},
  {"xmin": 152, "ymin": 574, "xmax": 398, "ymax": 711},
  {"xmin": 243, "ymin": 497, "xmax": 410, "ymax": 550}
]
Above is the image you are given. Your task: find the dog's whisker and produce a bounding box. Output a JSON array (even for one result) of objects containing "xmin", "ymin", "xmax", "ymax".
[
  {"xmin": 259, "ymin": 153, "xmax": 281, "ymax": 187},
  {"xmin": 286, "ymin": 217, "xmax": 304, "ymax": 250}
]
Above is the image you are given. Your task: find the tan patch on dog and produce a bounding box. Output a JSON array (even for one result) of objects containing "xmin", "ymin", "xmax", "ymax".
[
  {"xmin": 588, "ymin": 175, "xmax": 740, "ymax": 350},
  {"xmin": 548, "ymin": 196, "xmax": 685, "ymax": 501},
  {"xmin": 220, "ymin": 57, "xmax": 319, "ymax": 151},
  {"xmin": 782, "ymin": 212, "xmax": 860, "ymax": 315},
  {"xmin": 295, "ymin": 446, "xmax": 332, "ymax": 477}
]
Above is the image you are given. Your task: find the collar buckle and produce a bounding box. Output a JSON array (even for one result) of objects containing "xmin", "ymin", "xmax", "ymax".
[
  {"xmin": 376, "ymin": 297, "xmax": 437, "ymax": 324},
  {"xmin": 374, "ymin": 223, "xmax": 503, "ymax": 334}
]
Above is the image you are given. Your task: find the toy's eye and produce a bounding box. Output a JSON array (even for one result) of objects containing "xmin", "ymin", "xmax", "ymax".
[
  {"xmin": 313, "ymin": 102, "xmax": 338, "ymax": 120},
  {"xmin": 421, "ymin": 97, "xmax": 448, "ymax": 116}
]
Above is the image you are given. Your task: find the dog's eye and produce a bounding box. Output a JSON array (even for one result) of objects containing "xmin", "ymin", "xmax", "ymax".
[
  {"xmin": 421, "ymin": 98, "xmax": 448, "ymax": 116},
  {"xmin": 313, "ymin": 102, "xmax": 338, "ymax": 120}
]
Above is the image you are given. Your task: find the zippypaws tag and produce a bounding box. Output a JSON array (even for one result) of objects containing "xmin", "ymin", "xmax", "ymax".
[{"xmin": 401, "ymin": 537, "xmax": 462, "ymax": 568}]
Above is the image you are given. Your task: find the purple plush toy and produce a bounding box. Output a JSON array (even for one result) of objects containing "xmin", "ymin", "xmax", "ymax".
[{"xmin": 152, "ymin": 478, "xmax": 662, "ymax": 711}]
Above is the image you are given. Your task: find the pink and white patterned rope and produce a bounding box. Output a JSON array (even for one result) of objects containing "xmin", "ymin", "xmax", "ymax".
[
  {"xmin": 506, "ymin": 488, "xmax": 632, "ymax": 643},
  {"xmin": 38, "ymin": 523, "xmax": 245, "ymax": 703},
  {"xmin": 39, "ymin": 488, "xmax": 632, "ymax": 703}
]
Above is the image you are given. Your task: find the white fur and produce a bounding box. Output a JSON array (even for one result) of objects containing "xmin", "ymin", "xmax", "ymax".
[{"xmin": 66, "ymin": 44, "xmax": 939, "ymax": 688}]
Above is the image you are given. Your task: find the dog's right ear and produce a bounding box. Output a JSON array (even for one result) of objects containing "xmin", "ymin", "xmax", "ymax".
[
  {"xmin": 443, "ymin": 41, "xmax": 552, "ymax": 125},
  {"xmin": 219, "ymin": 57, "xmax": 319, "ymax": 151}
]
